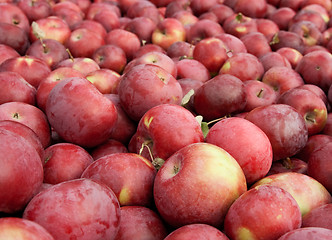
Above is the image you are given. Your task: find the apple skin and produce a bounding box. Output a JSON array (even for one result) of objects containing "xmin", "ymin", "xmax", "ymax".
[
  {"xmin": 72, "ymin": 19, "xmax": 107, "ymax": 40},
  {"xmin": 23, "ymin": 178, "xmax": 121, "ymax": 240},
  {"xmin": 0, "ymin": 44, "xmax": 20, "ymax": 66},
  {"xmin": 118, "ymin": 64, "xmax": 183, "ymax": 121},
  {"xmin": 223, "ymin": 13, "xmax": 258, "ymax": 39},
  {"xmin": 245, "ymin": 104, "xmax": 308, "ymax": 161},
  {"xmin": 295, "ymin": 50, "xmax": 332, "ymax": 93},
  {"xmin": 132, "ymin": 43, "xmax": 166, "ymax": 59},
  {"xmin": 215, "ymin": 33, "xmax": 248, "ymax": 57},
  {"xmin": 0, "ymin": 55, "xmax": 51, "ymax": 89},
  {"xmin": 219, "ymin": 52, "xmax": 265, "ymax": 82},
  {"xmin": 0, "ymin": 3, "xmax": 30, "ymax": 34},
  {"xmin": 36, "ymin": 67, "xmax": 85, "ymax": 112},
  {"xmin": 322, "ymin": 113, "xmax": 332, "ymax": 136},
  {"xmin": 85, "ymin": 69, "xmax": 121, "ymax": 94},
  {"xmin": 164, "ymin": 224, "xmax": 230, "ymax": 240},
  {"xmin": 289, "ymin": 20, "xmax": 323, "ymax": 47},
  {"xmin": 224, "ymin": 185, "xmax": 302, "ymax": 240},
  {"xmin": 243, "ymin": 80, "xmax": 278, "ymax": 112},
  {"xmin": 115, "ymin": 206, "xmax": 168, "ymax": 240},
  {"xmin": 0, "ymin": 71, "xmax": 36, "ymax": 105},
  {"xmin": 55, "ymin": 57, "xmax": 100, "ymax": 76},
  {"xmin": 43, "ymin": 143, "xmax": 94, "ymax": 184},
  {"xmin": 90, "ymin": 139, "xmax": 128, "ymax": 161},
  {"xmin": 277, "ymin": 87, "xmax": 328, "ymax": 136},
  {"xmin": 194, "ymin": 74, "xmax": 247, "ymax": 122},
  {"xmin": 234, "ymin": 0, "xmax": 268, "ymax": 18},
  {"xmin": 45, "ymin": 77, "xmax": 118, "ymax": 148},
  {"xmin": 206, "ymin": 117, "xmax": 273, "ymax": 185},
  {"xmin": 259, "ymin": 51, "xmax": 292, "ymax": 72},
  {"xmin": 302, "ymin": 203, "xmax": 332, "ymax": 230},
  {"xmin": 128, "ymin": 104, "xmax": 204, "ymax": 163},
  {"xmin": 186, "ymin": 19, "xmax": 224, "ymax": 44},
  {"xmin": 262, "ymin": 66, "xmax": 304, "ymax": 97},
  {"xmin": 0, "ymin": 120, "xmax": 44, "ymax": 161},
  {"xmin": 81, "ymin": 153, "xmax": 156, "ymax": 207},
  {"xmin": 124, "ymin": 16, "xmax": 157, "ymax": 43},
  {"xmin": 255, "ymin": 18, "xmax": 280, "ymax": 41},
  {"xmin": 175, "ymin": 59, "xmax": 210, "ymax": 83},
  {"xmin": 0, "ymin": 128, "xmax": 43, "ymax": 214},
  {"xmin": 278, "ymin": 227, "xmax": 332, "ymax": 240},
  {"xmin": 0, "ymin": 217, "xmax": 54, "ymax": 240},
  {"xmin": 52, "ymin": 1, "xmax": 84, "ymax": 30},
  {"xmin": 252, "ymin": 172, "xmax": 332, "ymax": 216},
  {"xmin": 307, "ymin": 141, "xmax": 332, "ymax": 193},
  {"xmin": 267, "ymin": 157, "xmax": 308, "ymax": 175},
  {"xmin": 0, "ymin": 22, "xmax": 30, "ymax": 55},
  {"xmin": 240, "ymin": 31, "xmax": 272, "ymax": 59},
  {"xmin": 276, "ymin": 47, "xmax": 303, "ymax": 69},
  {"xmin": 0, "ymin": 101, "xmax": 51, "ymax": 148},
  {"xmin": 268, "ymin": 7, "xmax": 296, "ymax": 30},
  {"xmin": 270, "ymin": 30, "xmax": 306, "ymax": 54},
  {"xmin": 154, "ymin": 142, "xmax": 247, "ymax": 228}
]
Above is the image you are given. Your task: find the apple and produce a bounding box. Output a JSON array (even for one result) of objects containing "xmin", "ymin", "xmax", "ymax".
[
  {"xmin": 26, "ymin": 38, "xmax": 69, "ymax": 69},
  {"xmin": 252, "ymin": 172, "xmax": 332, "ymax": 216},
  {"xmin": 245, "ymin": 104, "xmax": 308, "ymax": 161},
  {"xmin": 164, "ymin": 0, "xmax": 192, "ymax": 18},
  {"xmin": 290, "ymin": 8, "xmax": 327, "ymax": 32},
  {"xmin": 85, "ymin": 68, "xmax": 121, "ymax": 94},
  {"xmin": 262, "ymin": 66, "xmax": 304, "ymax": 96},
  {"xmin": 176, "ymin": 58, "xmax": 210, "ymax": 82},
  {"xmin": 36, "ymin": 67, "xmax": 85, "ymax": 112},
  {"xmin": 267, "ymin": 157, "xmax": 308, "ymax": 175},
  {"xmin": 172, "ymin": 10, "xmax": 198, "ymax": 37},
  {"xmin": 307, "ymin": 141, "xmax": 332, "ymax": 193},
  {"xmin": 166, "ymin": 40, "xmax": 194, "ymax": 60},
  {"xmin": 0, "ymin": 3, "xmax": 30, "ymax": 34},
  {"xmin": 276, "ymin": 47, "xmax": 303, "ymax": 69},
  {"xmin": 215, "ymin": 33, "xmax": 248, "ymax": 57},
  {"xmin": 23, "ymin": 178, "xmax": 121, "ymax": 240},
  {"xmin": 223, "ymin": 13, "xmax": 258, "ymax": 39},
  {"xmin": 243, "ymin": 80, "xmax": 278, "ymax": 112},
  {"xmin": 124, "ymin": 16, "xmax": 157, "ymax": 43},
  {"xmin": 43, "ymin": 143, "xmax": 94, "ymax": 184},
  {"xmin": 81, "ymin": 153, "xmax": 156, "ymax": 207},
  {"xmin": 104, "ymin": 94, "xmax": 137, "ymax": 145},
  {"xmin": 154, "ymin": 142, "xmax": 247, "ymax": 228},
  {"xmin": 0, "ymin": 217, "xmax": 54, "ymax": 239},
  {"xmin": 295, "ymin": 50, "xmax": 332, "ymax": 93},
  {"xmin": 219, "ymin": 52, "xmax": 265, "ymax": 82},
  {"xmin": 0, "ymin": 55, "xmax": 51, "ymax": 89},
  {"xmin": 192, "ymin": 37, "xmax": 227, "ymax": 76},
  {"xmin": 132, "ymin": 43, "xmax": 166, "ymax": 59},
  {"xmin": 240, "ymin": 31, "xmax": 272, "ymax": 58},
  {"xmin": 255, "ymin": 18, "xmax": 280, "ymax": 41},
  {"xmin": 0, "ymin": 101, "xmax": 51, "ymax": 148},
  {"xmin": 115, "ymin": 206, "xmax": 168, "ymax": 240},
  {"xmin": 106, "ymin": 28, "xmax": 141, "ymax": 61},
  {"xmin": 0, "ymin": 44, "xmax": 19, "ymax": 66},
  {"xmin": 29, "ymin": 16, "xmax": 71, "ymax": 45},
  {"xmin": 322, "ymin": 113, "xmax": 332, "ymax": 136},
  {"xmin": 0, "ymin": 23, "xmax": 30, "ymax": 55},
  {"xmin": 72, "ymin": 19, "xmax": 107, "ymax": 40},
  {"xmin": 278, "ymin": 227, "xmax": 332, "ymax": 239},
  {"xmin": 186, "ymin": 19, "xmax": 224, "ymax": 44},
  {"xmin": 233, "ymin": 0, "xmax": 268, "ymax": 18},
  {"xmin": 0, "ymin": 71, "xmax": 36, "ymax": 105},
  {"xmin": 270, "ymin": 30, "xmax": 306, "ymax": 54},
  {"xmin": 152, "ymin": 17, "xmax": 186, "ymax": 50},
  {"xmin": 189, "ymin": 0, "xmax": 218, "ymax": 16},
  {"xmin": 90, "ymin": 139, "xmax": 128, "ymax": 160},
  {"xmin": 52, "ymin": 1, "xmax": 84, "ymax": 30},
  {"xmin": 55, "ymin": 57, "xmax": 100, "ymax": 76},
  {"xmin": 302, "ymin": 203, "xmax": 332, "ymax": 229},
  {"xmin": 209, "ymin": 4, "xmax": 234, "ymax": 25},
  {"xmin": 164, "ymin": 223, "xmax": 230, "ymax": 240},
  {"xmin": 17, "ymin": 0, "xmax": 52, "ymax": 22},
  {"xmin": 194, "ymin": 74, "xmax": 247, "ymax": 121},
  {"xmin": 126, "ymin": 1, "xmax": 162, "ymax": 25},
  {"xmin": 46, "ymin": 77, "xmax": 118, "ymax": 148},
  {"xmin": 259, "ymin": 51, "xmax": 292, "ymax": 72},
  {"xmin": 268, "ymin": 7, "xmax": 296, "ymax": 30},
  {"xmin": 0, "ymin": 128, "xmax": 43, "ymax": 214},
  {"xmin": 224, "ymin": 185, "xmax": 302, "ymax": 240},
  {"xmin": 117, "ymin": 64, "xmax": 183, "ymax": 121},
  {"xmin": 289, "ymin": 20, "xmax": 323, "ymax": 47}
]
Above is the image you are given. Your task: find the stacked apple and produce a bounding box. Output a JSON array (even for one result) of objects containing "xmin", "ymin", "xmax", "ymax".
[{"xmin": 1, "ymin": 0, "xmax": 332, "ymax": 239}]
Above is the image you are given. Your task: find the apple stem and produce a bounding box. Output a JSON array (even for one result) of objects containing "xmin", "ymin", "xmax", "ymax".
[
  {"xmin": 139, "ymin": 140, "xmax": 165, "ymax": 170},
  {"xmin": 236, "ymin": 12, "xmax": 243, "ymax": 22},
  {"xmin": 257, "ymin": 88, "xmax": 264, "ymax": 98},
  {"xmin": 282, "ymin": 157, "xmax": 293, "ymax": 169},
  {"xmin": 12, "ymin": 112, "xmax": 19, "ymax": 119},
  {"xmin": 66, "ymin": 48, "xmax": 75, "ymax": 62},
  {"xmin": 207, "ymin": 115, "xmax": 230, "ymax": 126}
]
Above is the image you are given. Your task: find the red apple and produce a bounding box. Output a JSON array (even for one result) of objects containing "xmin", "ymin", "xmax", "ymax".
[
  {"xmin": 115, "ymin": 206, "xmax": 168, "ymax": 240},
  {"xmin": 124, "ymin": 16, "xmax": 157, "ymax": 43},
  {"xmin": 23, "ymin": 178, "xmax": 121, "ymax": 240},
  {"xmin": 0, "ymin": 23, "xmax": 30, "ymax": 55},
  {"xmin": 132, "ymin": 43, "xmax": 166, "ymax": 59},
  {"xmin": 0, "ymin": 128, "xmax": 43, "ymax": 213},
  {"xmin": 268, "ymin": 7, "xmax": 296, "ymax": 30},
  {"xmin": 0, "ymin": 3, "xmax": 30, "ymax": 34},
  {"xmin": 234, "ymin": 0, "xmax": 268, "ymax": 18},
  {"xmin": 55, "ymin": 57, "xmax": 100, "ymax": 76},
  {"xmin": 276, "ymin": 47, "xmax": 303, "ymax": 69},
  {"xmin": 215, "ymin": 33, "xmax": 248, "ymax": 57},
  {"xmin": 209, "ymin": 4, "xmax": 234, "ymax": 25},
  {"xmin": 46, "ymin": 77, "xmax": 117, "ymax": 148},
  {"xmin": 0, "ymin": 217, "xmax": 54, "ymax": 239},
  {"xmin": 0, "ymin": 44, "xmax": 20, "ymax": 66},
  {"xmin": 259, "ymin": 51, "xmax": 292, "ymax": 72},
  {"xmin": 17, "ymin": 0, "xmax": 52, "ymax": 22},
  {"xmin": 166, "ymin": 40, "xmax": 194, "ymax": 60},
  {"xmin": 224, "ymin": 185, "xmax": 302, "ymax": 240},
  {"xmin": 223, "ymin": 13, "xmax": 258, "ymax": 39},
  {"xmin": 164, "ymin": 223, "xmax": 229, "ymax": 240},
  {"xmin": 175, "ymin": 58, "xmax": 210, "ymax": 82},
  {"xmin": 118, "ymin": 64, "xmax": 183, "ymax": 121},
  {"xmin": 126, "ymin": 1, "xmax": 162, "ymax": 25},
  {"xmin": 278, "ymin": 227, "xmax": 332, "ymax": 239},
  {"xmin": 206, "ymin": 117, "xmax": 273, "ymax": 185},
  {"xmin": 186, "ymin": 19, "xmax": 224, "ymax": 44},
  {"xmin": 240, "ymin": 31, "xmax": 272, "ymax": 58},
  {"xmin": 267, "ymin": 157, "xmax": 308, "ymax": 175},
  {"xmin": 245, "ymin": 104, "xmax": 308, "ymax": 161},
  {"xmin": 43, "ymin": 143, "xmax": 94, "ymax": 184},
  {"xmin": 194, "ymin": 74, "xmax": 247, "ymax": 121},
  {"xmin": 270, "ymin": 30, "xmax": 306, "ymax": 54},
  {"xmin": 90, "ymin": 139, "xmax": 128, "ymax": 160},
  {"xmin": 85, "ymin": 68, "xmax": 121, "ymax": 94},
  {"xmin": 302, "ymin": 203, "xmax": 332, "ymax": 230},
  {"xmin": 154, "ymin": 142, "xmax": 247, "ymax": 228},
  {"xmin": 0, "ymin": 71, "xmax": 36, "ymax": 105},
  {"xmin": 82, "ymin": 153, "xmax": 156, "ymax": 206},
  {"xmin": 255, "ymin": 18, "xmax": 280, "ymax": 41},
  {"xmin": 219, "ymin": 52, "xmax": 265, "ymax": 82},
  {"xmin": 0, "ymin": 101, "xmax": 51, "ymax": 148},
  {"xmin": 72, "ymin": 19, "xmax": 107, "ymax": 40},
  {"xmin": 189, "ymin": 0, "xmax": 218, "ymax": 16},
  {"xmin": 52, "ymin": 1, "xmax": 84, "ymax": 30}
]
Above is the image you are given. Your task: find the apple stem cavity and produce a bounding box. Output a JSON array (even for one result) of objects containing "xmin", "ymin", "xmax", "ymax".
[
  {"xmin": 305, "ymin": 112, "xmax": 316, "ymax": 124},
  {"xmin": 257, "ymin": 88, "xmax": 264, "ymax": 98},
  {"xmin": 12, "ymin": 112, "xmax": 19, "ymax": 119},
  {"xmin": 282, "ymin": 157, "xmax": 293, "ymax": 169}
]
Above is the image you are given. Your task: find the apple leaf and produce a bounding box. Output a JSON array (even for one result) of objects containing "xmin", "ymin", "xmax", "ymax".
[
  {"xmin": 181, "ymin": 89, "xmax": 195, "ymax": 106},
  {"xmin": 31, "ymin": 21, "xmax": 46, "ymax": 39},
  {"xmin": 196, "ymin": 115, "xmax": 209, "ymax": 138}
]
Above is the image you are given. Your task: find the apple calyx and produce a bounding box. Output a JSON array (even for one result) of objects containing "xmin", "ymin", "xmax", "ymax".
[
  {"xmin": 139, "ymin": 139, "xmax": 165, "ymax": 171},
  {"xmin": 304, "ymin": 111, "xmax": 316, "ymax": 124},
  {"xmin": 281, "ymin": 157, "xmax": 293, "ymax": 169},
  {"xmin": 12, "ymin": 112, "xmax": 19, "ymax": 119}
]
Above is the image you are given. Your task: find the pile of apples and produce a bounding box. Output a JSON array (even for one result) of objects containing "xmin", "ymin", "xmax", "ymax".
[{"xmin": 1, "ymin": 0, "xmax": 332, "ymax": 239}]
